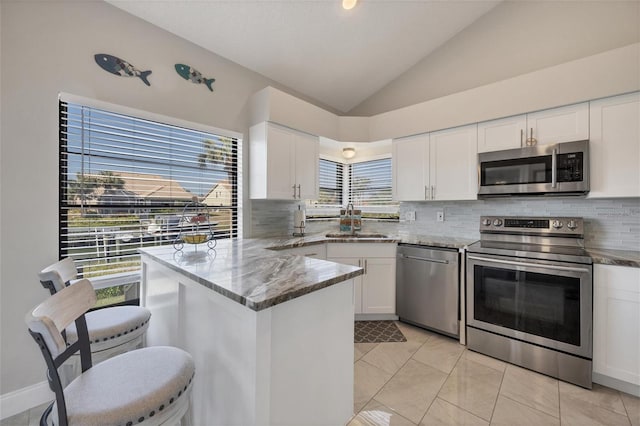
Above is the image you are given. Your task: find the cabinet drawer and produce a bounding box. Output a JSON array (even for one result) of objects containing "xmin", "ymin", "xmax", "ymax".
[
  {"xmin": 281, "ymin": 243, "xmax": 327, "ymax": 259},
  {"xmin": 326, "ymin": 243, "xmax": 397, "ymax": 259}
]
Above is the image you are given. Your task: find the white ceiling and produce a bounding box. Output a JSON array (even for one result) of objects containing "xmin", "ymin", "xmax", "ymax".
[{"xmin": 107, "ymin": 0, "xmax": 500, "ymax": 113}]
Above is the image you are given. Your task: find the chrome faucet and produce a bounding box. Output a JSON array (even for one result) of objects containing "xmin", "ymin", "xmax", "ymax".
[{"xmin": 346, "ymin": 202, "xmax": 356, "ymax": 235}]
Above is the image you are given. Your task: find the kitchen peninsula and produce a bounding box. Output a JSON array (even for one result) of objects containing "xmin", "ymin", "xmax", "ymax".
[{"xmin": 139, "ymin": 240, "xmax": 363, "ymax": 426}]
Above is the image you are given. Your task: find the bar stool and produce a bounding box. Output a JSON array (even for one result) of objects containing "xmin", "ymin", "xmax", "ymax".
[
  {"xmin": 26, "ymin": 278, "xmax": 194, "ymax": 426},
  {"xmin": 38, "ymin": 258, "xmax": 151, "ymax": 366}
]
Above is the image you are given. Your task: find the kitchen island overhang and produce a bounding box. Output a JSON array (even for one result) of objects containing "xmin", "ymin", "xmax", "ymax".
[{"xmin": 139, "ymin": 241, "xmax": 363, "ymax": 426}]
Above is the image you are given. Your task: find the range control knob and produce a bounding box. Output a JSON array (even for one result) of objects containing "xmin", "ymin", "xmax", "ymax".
[
  {"xmin": 492, "ymin": 219, "xmax": 503, "ymax": 227},
  {"xmin": 482, "ymin": 219, "xmax": 492, "ymax": 226},
  {"xmin": 567, "ymin": 220, "xmax": 578, "ymax": 230},
  {"xmin": 552, "ymin": 220, "xmax": 563, "ymax": 229}
]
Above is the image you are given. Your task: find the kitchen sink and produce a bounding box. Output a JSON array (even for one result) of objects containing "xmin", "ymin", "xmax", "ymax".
[{"xmin": 325, "ymin": 232, "xmax": 389, "ymax": 239}]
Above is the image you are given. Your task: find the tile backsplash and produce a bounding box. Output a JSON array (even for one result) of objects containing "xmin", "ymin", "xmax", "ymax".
[{"xmin": 251, "ymin": 198, "xmax": 640, "ymax": 250}]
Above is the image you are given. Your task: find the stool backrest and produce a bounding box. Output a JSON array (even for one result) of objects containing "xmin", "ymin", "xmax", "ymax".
[
  {"xmin": 38, "ymin": 258, "xmax": 78, "ymax": 295},
  {"xmin": 26, "ymin": 279, "xmax": 96, "ymax": 426}
]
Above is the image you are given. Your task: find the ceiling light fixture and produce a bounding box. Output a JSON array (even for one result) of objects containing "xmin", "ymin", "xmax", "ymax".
[
  {"xmin": 342, "ymin": 0, "xmax": 357, "ymax": 10},
  {"xmin": 342, "ymin": 147, "xmax": 356, "ymax": 159}
]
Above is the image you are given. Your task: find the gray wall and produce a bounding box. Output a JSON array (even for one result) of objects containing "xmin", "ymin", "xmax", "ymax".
[
  {"xmin": 252, "ymin": 198, "xmax": 640, "ymax": 251},
  {"xmin": 349, "ymin": 1, "xmax": 640, "ymax": 116},
  {"xmin": 0, "ymin": 0, "xmax": 293, "ymax": 395}
]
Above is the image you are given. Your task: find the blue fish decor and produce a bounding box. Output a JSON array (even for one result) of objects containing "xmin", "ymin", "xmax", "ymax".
[
  {"xmin": 94, "ymin": 53, "xmax": 152, "ymax": 86},
  {"xmin": 175, "ymin": 64, "xmax": 215, "ymax": 92}
]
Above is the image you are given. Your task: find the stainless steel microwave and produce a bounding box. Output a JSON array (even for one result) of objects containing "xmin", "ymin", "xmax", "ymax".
[{"xmin": 477, "ymin": 140, "xmax": 589, "ymax": 197}]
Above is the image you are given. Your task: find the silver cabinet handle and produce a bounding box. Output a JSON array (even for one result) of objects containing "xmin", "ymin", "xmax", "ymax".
[
  {"xmin": 431, "ymin": 185, "xmax": 435, "ymax": 199},
  {"xmin": 520, "ymin": 129, "xmax": 524, "ymax": 146},
  {"xmin": 297, "ymin": 184, "xmax": 301, "ymax": 198},
  {"xmin": 467, "ymin": 255, "xmax": 591, "ymax": 273},
  {"xmin": 526, "ymin": 127, "xmax": 537, "ymax": 146},
  {"xmin": 364, "ymin": 259, "xmax": 367, "ymax": 274},
  {"xmin": 551, "ymin": 148, "xmax": 558, "ymax": 188},
  {"xmin": 292, "ymin": 184, "xmax": 297, "ymax": 199},
  {"xmin": 425, "ymin": 185, "xmax": 428, "ymax": 200},
  {"xmin": 358, "ymin": 259, "xmax": 361, "ymax": 267},
  {"xmin": 531, "ymin": 127, "xmax": 534, "ymax": 144}
]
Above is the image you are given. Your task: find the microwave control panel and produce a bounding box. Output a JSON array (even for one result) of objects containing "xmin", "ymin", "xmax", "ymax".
[{"xmin": 557, "ymin": 152, "xmax": 584, "ymax": 182}]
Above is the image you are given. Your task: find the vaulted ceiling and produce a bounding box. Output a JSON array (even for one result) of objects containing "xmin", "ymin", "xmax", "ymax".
[{"xmin": 107, "ymin": 0, "xmax": 500, "ymax": 113}]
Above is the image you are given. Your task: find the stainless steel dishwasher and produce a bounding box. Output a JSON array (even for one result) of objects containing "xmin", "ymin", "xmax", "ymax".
[{"xmin": 396, "ymin": 244, "xmax": 460, "ymax": 337}]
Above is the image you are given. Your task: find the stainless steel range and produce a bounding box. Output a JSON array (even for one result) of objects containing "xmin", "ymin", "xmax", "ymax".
[{"xmin": 466, "ymin": 216, "xmax": 593, "ymax": 388}]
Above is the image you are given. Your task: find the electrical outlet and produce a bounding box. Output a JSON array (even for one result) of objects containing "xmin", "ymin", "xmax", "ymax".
[
  {"xmin": 437, "ymin": 211, "xmax": 444, "ymax": 222},
  {"xmin": 405, "ymin": 211, "xmax": 416, "ymax": 221}
]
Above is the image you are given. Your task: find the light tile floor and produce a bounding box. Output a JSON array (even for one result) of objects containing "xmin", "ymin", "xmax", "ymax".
[
  {"xmin": 2, "ymin": 321, "xmax": 639, "ymax": 426},
  {"xmin": 350, "ymin": 321, "xmax": 640, "ymax": 426}
]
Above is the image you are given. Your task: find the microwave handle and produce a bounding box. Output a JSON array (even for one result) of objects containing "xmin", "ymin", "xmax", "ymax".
[{"xmin": 551, "ymin": 148, "xmax": 558, "ymax": 188}]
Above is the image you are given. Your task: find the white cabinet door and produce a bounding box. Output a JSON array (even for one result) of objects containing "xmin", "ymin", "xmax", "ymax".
[
  {"xmin": 477, "ymin": 114, "xmax": 526, "ymax": 153},
  {"xmin": 328, "ymin": 257, "xmax": 362, "ymax": 314},
  {"xmin": 430, "ymin": 124, "xmax": 478, "ymax": 201},
  {"xmin": 362, "ymin": 257, "xmax": 396, "ymax": 314},
  {"xmin": 294, "ymin": 132, "xmax": 319, "ymax": 200},
  {"xmin": 266, "ymin": 124, "xmax": 296, "ymax": 199},
  {"xmin": 392, "ymin": 134, "xmax": 429, "ymax": 201},
  {"xmin": 250, "ymin": 122, "xmax": 319, "ymax": 200},
  {"xmin": 593, "ymin": 264, "xmax": 640, "ymax": 387},
  {"xmin": 588, "ymin": 92, "xmax": 640, "ymax": 198},
  {"xmin": 526, "ymin": 102, "xmax": 589, "ymax": 146}
]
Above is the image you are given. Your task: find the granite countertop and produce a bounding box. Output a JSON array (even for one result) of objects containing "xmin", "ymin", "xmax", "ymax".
[
  {"xmin": 139, "ymin": 239, "xmax": 364, "ymax": 312},
  {"xmin": 586, "ymin": 247, "xmax": 640, "ymax": 268},
  {"xmin": 264, "ymin": 232, "xmax": 473, "ymax": 250}
]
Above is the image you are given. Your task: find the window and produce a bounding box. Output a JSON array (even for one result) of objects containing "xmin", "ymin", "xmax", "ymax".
[
  {"xmin": 307, "ymin": 157, "xmax": 398, "ymax": 220},
  {"xmin": 59, "ymin": 98, "xmax": 240, "ymax": 305},
  {"xmin": 348, "ymin": 158, "xmax": 398, "ymax": 219}
]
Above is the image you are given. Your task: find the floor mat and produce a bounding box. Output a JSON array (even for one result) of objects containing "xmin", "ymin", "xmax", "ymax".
[{"xmin": 354, "ymin": 320, "xmax": 407, "ymax": 343}]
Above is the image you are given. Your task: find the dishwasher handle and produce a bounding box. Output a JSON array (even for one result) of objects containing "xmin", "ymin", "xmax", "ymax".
[{"xmin": 398, "ymin": 253, "xmax": 450, "ymax": 264}]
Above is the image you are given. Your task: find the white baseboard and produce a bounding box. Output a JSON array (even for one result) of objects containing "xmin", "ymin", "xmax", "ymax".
[
  {"xmin": 593, "ymin": 373, "xmax": 640, "ymax": 397},
  {"xmin": 355, "ymin": 314, "xmax": 399, "ymax": 321},
  {"xmin": 1, "ymin": 381, "xmax": 53, "ymax": 420}
]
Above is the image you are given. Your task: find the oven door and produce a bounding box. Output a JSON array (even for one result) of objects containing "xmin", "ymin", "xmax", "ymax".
[{"xmin": 466, "ymin": 253, "xmax": 592, "ymax": 358}]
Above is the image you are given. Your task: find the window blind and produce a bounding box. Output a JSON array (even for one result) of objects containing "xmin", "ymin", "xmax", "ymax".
[
  {"xmin": 349, "ymin": 158, "xmax": 394, "ymax": 205},
  {"xmin": 318, "ymin": 159, "xmax": 344, "ymax": 206},
  {"xmin": 59, "ymin": 101, "xmax": 239, "ymax": 283}
]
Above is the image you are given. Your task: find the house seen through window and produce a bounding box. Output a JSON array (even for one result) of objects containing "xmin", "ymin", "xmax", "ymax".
[{"xmin": 59, "ymin": 100, "xmax": 239, "ymax": 307}]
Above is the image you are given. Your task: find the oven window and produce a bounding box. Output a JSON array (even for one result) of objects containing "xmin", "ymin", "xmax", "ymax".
[
  {"xmin": 473, "ymin": 265, "xmax": 581, "ymax": 346},
  {"xmin": 481, "ymin": 156, "xmax": 552, "ymax": 186}
]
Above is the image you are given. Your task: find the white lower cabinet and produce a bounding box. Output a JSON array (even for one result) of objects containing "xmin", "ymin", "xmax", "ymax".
[
  {"xmin": 593, "ymin": 264, "xmax": 640, "ymax": 389},
  {"xmin": 327, "ymin": 243, "xmax": 397, "ymax": 315}
]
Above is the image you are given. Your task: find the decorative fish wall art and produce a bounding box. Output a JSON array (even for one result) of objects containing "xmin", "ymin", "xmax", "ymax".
[
  {"xmin": 175, "ymin": 64, "xmax": 215, "ymax": 92},
  {"xmin": 94, "ymin": 53, "xmax": 152, "ymax": 86}
]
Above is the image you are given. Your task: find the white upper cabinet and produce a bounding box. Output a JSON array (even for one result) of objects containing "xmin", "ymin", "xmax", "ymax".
[
  {"xmin": 477, "ymin": 115, "xmax": 527, "ymax": 153},
  {"xmin": 430, "ymin": 124, "xmax": 478, "ymax": 201},
  {"xmin": 393, "ymin": 124, "xmax": 477, "ymax": 201},
  {"xmin": 478, "ymin": 102, "xmax": 589, "ymax": 153},
  {"xmin": 250, "ymin": 122, "xmax": 319, "ymax": 200},
  {"xmin": 588, "ymin": 92, "xmax": 640, "ymax": 198},
  {"xmin": 392, "ymin": 133, "xmax": 430, "ymax": 201},
  {"xmin": 526, "ymin": 102, "xmax": 589, "ymax": 146}
]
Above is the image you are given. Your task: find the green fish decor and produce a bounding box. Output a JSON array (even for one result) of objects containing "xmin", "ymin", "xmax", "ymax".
[{"xmin": 175, "ymin": 63, "xmax": 215, "ymax": 92}]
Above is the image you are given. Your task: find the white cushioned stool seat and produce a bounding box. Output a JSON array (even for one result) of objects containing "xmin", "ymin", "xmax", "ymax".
[
  {"xmin": 52, "ymin": 346, "xmax": 195, "ymax": 426},
  {"xmin": 65, "ymin": 306, "xmax": 151, "ymax": 352}
]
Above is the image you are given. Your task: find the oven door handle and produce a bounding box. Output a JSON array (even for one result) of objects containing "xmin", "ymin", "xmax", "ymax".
[{"xmin": 467, "ymin": 255, "xmax": 590, "ymax": 273}]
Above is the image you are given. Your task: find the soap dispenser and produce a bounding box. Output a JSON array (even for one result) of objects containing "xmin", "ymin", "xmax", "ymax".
[{"xmin": 293, "ymin": 205, "xmax": 306, "ymax": 237}]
